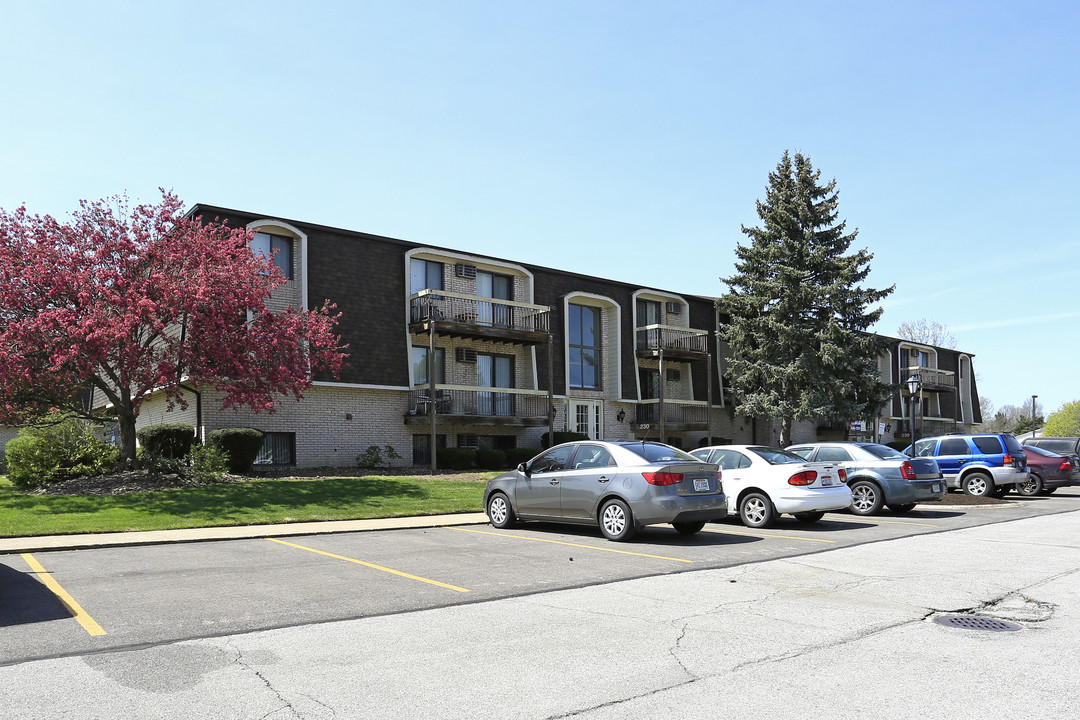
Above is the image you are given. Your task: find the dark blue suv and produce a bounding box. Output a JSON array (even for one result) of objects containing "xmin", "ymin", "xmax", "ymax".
[{"xmin": 908, "ymin": 433, "xmax": 1029, "ymax": 496}]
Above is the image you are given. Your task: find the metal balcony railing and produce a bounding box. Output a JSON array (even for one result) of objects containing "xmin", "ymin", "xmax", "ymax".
[
  {"xmin": 904, "ymin": 366, "xmax": 956, "ymax": 391},
  {"xmin": 634, "ymin": 400, "xmax": 710, "ymax": 425},
  {"xmin": 410, "ymin": 290, "xmax": 551, "ymax": 334},
  {"xmin": 408, "ymin": 386, "xmax": 550, "ymax": 419},
  {"xmin": 635, "ymin": 325, "xmax": 708, "ymax": 355}
]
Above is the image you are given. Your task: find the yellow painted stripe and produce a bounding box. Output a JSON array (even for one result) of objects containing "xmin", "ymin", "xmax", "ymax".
[
  {"xmin": 267, "ymin": 538, "xmax": 470, "ymax": 593},
  {"xmin": 446, "ymin": 526, "xmax": 693, "ymax": 563},
  {"xmin": 21, "ymin": 553, "xmax": 106, "ymax": 637},
  {"xmin": 701, "ymin": 527, "xmax": 838, "ymax": 544},
  {"xmin": 826, "ymin": 516, "xmax": 937, "ymax": 528}
]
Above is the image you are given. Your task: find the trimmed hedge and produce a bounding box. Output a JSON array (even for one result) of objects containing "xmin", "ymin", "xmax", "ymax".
[
  {"xmin": 541, "ymin": 431, "xmax": 588, "ymax": 448},
  {"xmin": 207, "ymin": 428, "xmax": 265, "ymax": 473},
  {"xmin": 438, "ymin": 447, "xmax": 476, "ymax": 471},
  {"xmin": 476, "ymin": 449, "xmax": 507, "ymax": 470},
  {"xmin": 137, "ymin": 424, "xmax": 196, "ymax": 459},
  {"xmin": 504, "ymin": 447, "xmax": 539, "ymax": 468}
]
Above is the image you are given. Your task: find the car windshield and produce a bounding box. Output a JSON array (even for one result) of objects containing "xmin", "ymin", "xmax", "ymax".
[
  {"xmin": 748, "ymin": 447, "xmax": 806, "ymax": 465},
  {"xmin": 622, "ymin": 442, "xmax": 699, "ymax": 463},
  {"xmin": 862, "ymin": 444, "xmax": 908, "ymax": 460}
]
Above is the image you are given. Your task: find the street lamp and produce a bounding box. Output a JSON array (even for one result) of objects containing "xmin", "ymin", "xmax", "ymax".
[
  {"xmin": 907, "ymin": 374, "xmax": 922, "ymax": 444},
  {"xmin": 1032, "ymin": 395, "xmax": 1038, "ymax": 438}
]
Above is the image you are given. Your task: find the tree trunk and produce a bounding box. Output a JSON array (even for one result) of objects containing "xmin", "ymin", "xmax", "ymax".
[
  {"xmin": 780, "ymin": 416, "xmax": 793, "ymax": 448},
  {"xmin": 117, "ymin": 409, "xmax": 138, "ymax": 469}
]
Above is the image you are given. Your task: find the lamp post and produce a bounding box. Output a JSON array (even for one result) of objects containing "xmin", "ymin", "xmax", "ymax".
[
  {"xmin": 907, "ymin": 374, "xmax": 922, "ymax": 444},
  {"xmin": 1032, "ymin": 395, "xmax": 1038, "ymax": 438}
]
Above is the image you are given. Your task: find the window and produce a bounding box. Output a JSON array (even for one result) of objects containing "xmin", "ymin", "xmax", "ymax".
[
  {"xmin": 254, "ymin": 432, "xmax": 295, "ymax": 466},
  {"xmin": 412, "ymin": 434, "xmax": 447, "ymax": 465},
  {"xmin": 412, "ymin": 347, "xmax": 445, "ymax": 386},
  {"xmin": 477, "ymin": 271, "xmax": 513, "ymax": 327},
  {"xmin": 939, "ymin": 438, "xmax": 970, "ymax": 455},
  {"xmin": 571, "ymin": 445, "xmax": 615, "ymax": 470},
  {"xmin": 816, "ymin": 447, "xmax": 853, "ymax": 462},
  {"xmin": 972, "ymin": 436, "xmax": 1004, "ymax": 454},
  {"xmin": 410, "ymin": 259, "xmax": 444, "ymax": 293},
  {"xmin": 477, "ymin": 353, "xmax": 514, "ymax": 415},
  {"xmin": 252, "ymin": 232, "xmax": 293, "ymax": 279},
  {"xmin": 529, "ymin": 445, "xmax": 575, "ymax": 473},
  {"xmin": 568, "ymin": 303, "xmax": 601, "ymax": 389},
  {"xmin": 712, "ymin": 449, "xmax": 752, "ymax": 470},
  {"xmin": 639, "ymin": 368, "xmax": 659, "ymax": 399},
  {"xmin": 457, "ymin": 435, "xmax": 516, "ymax": 450},
  {"xmin": 637, "ymin": 299, "xmax": 661, "ymax": 326}
]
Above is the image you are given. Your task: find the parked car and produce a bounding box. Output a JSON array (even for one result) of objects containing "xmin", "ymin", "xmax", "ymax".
[
  {"xmin": 1017, "ymin": 445, "xmax": 1080, "ymax": 496},
  {"xmin": 1024, "ymin": 437, "xmax": 1080, "ymax": 455},
  {"xmin": 689, "ymin": 445, "xmax": 851, "ymax": 528},
  {"xmin": 907, "ymin": 433, "xmax": 1029, "ymax": 497},
  {"xmin": 784, "ymin": 442, "xmax": 945, "ymax": 515},
  {"xmin": 484, "ymin": 441, "xmax": 726, "ymax": 541}
]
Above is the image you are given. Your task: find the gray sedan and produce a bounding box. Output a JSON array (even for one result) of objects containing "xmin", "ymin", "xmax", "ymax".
[
  {"xmin": 785, "ymin": 442, "xmax": 946, "ymax": 515},
  {"xmin": 484, "ymin": 441, "xmax": 727, "ymax": 541}
]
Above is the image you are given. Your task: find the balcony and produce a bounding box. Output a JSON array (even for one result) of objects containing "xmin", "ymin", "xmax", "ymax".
[
  {"xmin": 632, "ymin": 400, "xmax": 710, "ymax": 431},
  {"xmin": 405, "ymin": 386, "xmax": 551, "ymax": 427},
  {"xmin": 904, "ymin": 366, "xmax": 955, "ymax": 392},
  {"xmin": 635, "ymin": 325, "xmax": 709, "ymax": 360},
  {"xmin": 409, "ymin": 290, "xmax": 551, "ymax": 345}
]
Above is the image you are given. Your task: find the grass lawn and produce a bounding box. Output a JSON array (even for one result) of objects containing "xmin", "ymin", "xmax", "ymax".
[{"xmin": 0, "ymin": 473, "xmax": 497, "ymax": 537}]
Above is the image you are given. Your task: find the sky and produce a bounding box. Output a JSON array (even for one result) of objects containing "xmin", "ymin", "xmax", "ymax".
[{"xmin": 2, "ymin": 0, "xmax": 1077, "ymax": 419}]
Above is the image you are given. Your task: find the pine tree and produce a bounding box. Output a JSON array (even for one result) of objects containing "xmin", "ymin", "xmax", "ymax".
[{"xmin": 719, "ymin": 151, "xmax": 894, "ymax": 446}]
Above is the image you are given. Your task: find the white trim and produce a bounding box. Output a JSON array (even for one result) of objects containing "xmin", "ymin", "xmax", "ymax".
[
  {"xmin": 247, "ymin": 219, "xmax": 309, "ymax": 311},
  {"xmin": 404, "ymin": 247, "xmax": 536, "ymax": 301}
]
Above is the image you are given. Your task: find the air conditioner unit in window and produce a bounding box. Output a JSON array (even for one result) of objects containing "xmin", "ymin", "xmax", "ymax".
[
  {"xmin": 666, "ymin": 369, "xmax": 681, "ymax": 381},
  {"xmin": 665, "ymin": 302, "xmax": 682, "ymax": 314},
  {"xmin": 456, "ymin": 347, "xmax": 477, "ymax": 363},
  {"xmin": 455, "ymin": 263, "xmax": 477, "ymax": 279}
]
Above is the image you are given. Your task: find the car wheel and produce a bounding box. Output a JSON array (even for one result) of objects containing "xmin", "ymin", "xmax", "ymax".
[
  {"xmin": 673, "ymin": 521, "xmax": 706, "ymax": 535},
  {"xmin": 1043, "ymin": 487, "xmax": 1058, "ymax": 495},
  {"xmin": 887, "ymin": 503, "xmax": 917, "ymax": 514},
  {"xmin": 1016, "ymin": 474, "xmax": 1043, "ymax": 496},
  {"xmin": 962, "ymin": 472, "xmax": 994, "ymax": 497},
  {"xmin": 599, "ymin": 498, "xmax": 637, "ymax": 541},
  {"xmin": 993, "ymin": 485, "xmax": 1011, "ymax": 497},
  {"xmin": 849, "ymin": 481, "xmax": 884, "ymax": 515},
  {"xmin": 486, "ymin": 493, "xmax": 516, "ymax": 528},
  {"xmin": 793, "ymin": 511, "xmax": 824, "ymax": 523},
  {"xmin": 739, "ymin": 492, "xmax": 776, "ymax": 528}
]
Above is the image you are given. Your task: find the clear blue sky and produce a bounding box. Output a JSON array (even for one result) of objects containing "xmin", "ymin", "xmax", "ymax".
[{"xmin": 2, "ymin": 1, "xmax": 1077, "ymax": 419}]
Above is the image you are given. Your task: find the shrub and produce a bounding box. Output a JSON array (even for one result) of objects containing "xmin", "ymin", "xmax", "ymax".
[
  {"xmin": 356, "ymin": 444, "xmax": 404, "ymax": 469},
  {"xmin": 541, "ymin": 431, "xmax": 588, "ymax": 448},
  {"xmin": 696, "ymin": 436, "xmax": 731, "ymax": 448},
  {"xmin": 504, "ymin": 448, "xmax": 539, "ymax": 468},
  {"xmin": 187, "ymin": 443, "xmax": 228, "ymax": 484},
  {"xmin": 438, "ymin": 447, "xmax": 476, "ymax": 471},
  {"xmin": 476, "ymin": 449, "xmax": 507, "ymax": 470},
  {"xmin": 5, "ymin": 413, "xmax": 119, "ymax": 488},
  {"xmin": 207, "ymin": 428, "xmax": 265, "ymax": 473},
  {"xmin": 137, "ymin": 424, "xmax": 195, "ymax": 459}
]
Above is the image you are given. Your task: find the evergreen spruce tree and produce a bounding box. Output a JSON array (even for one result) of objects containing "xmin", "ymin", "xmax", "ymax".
[{"xmin": 719, "ymin": 151, "xmax": 894, "ymax": 446}]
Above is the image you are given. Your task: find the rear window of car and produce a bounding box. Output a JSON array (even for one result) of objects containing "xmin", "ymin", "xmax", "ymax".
[
  {"xmin": 1029, "ymin": 439, "xmax": 1074, "ymax": 452},
  {"xmin": 938, "ymin": 438, "xmax": 970, "ymax": 455},
  {"xmin": 1001, "ymin": 435, "xmax": 1024, "ymax": 454},
  {"xmin": 622, "ymin": 442, "xmax": 698, "ymax": 463},
  {"xmin": 972, "ymin": 436, "xmax": 1005, "ymax": 454},
  {"xmin": 862, "ymin": 444, "xmax": 907, "ymax": 460},
  {"xmin": 749, "ymin": 447, "xmax": 806, "ymax": 465}
]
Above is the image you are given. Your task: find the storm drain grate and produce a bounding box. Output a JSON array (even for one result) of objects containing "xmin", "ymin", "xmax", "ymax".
[{"xmin": 934, "ymin": 615, "xmax": 1021, "ymax": 632}]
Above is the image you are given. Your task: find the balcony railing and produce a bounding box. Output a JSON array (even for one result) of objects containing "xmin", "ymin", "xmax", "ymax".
[
  {"xmin": 410, "ymin": 289, "xmax": 551, "ymax": 337},
  {"xmin": 635, "ymin": 325, "xmax": 708, "ymax": 358},
  {"xmin": 407, "ymin": 385, "xmax": 550, "ymax": 422},
  {"xmin": 904, "ymin": 366, "xmax": 956, "ymax": 391},
  {"xmin": 634, "ymin": 399, "xmax": 710, "ymax": 426}
]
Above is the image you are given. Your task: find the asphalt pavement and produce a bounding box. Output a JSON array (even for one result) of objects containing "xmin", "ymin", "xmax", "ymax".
[{"xmin": 2, "ymin": 506, "xmax": 1077, "ymax": 719}]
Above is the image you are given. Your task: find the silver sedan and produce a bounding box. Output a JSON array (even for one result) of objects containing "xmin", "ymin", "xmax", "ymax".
[{"xmin": 483, "ymin": 441, "xmax": 726, "ymax": 541}]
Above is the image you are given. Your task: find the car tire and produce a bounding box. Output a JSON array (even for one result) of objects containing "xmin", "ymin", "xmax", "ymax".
[
  {"xmin": 849, "ymin": 481, "xmax": 884, "ymax": 515},
  {"xmin": 887, "ymin": 503, "xmax": 917, "ymax": 514},
  {"xmin": 993, "ymin": 485, "xmax": 1011, "ymax": 497},
  {"xmin": 673, "ymin": 521, "xmax": 706, "ymax": 535},
  {"xmin": 962, "ymin": 472, "xmax": 994, "ymax": 497},
  {"xmin": 599, "ymin": 498, "xmax": 637, "ymax": 541},
  {"xmin": 793, "ymin": 511, "xmax": 824, "ymax": 523},
  {"xmin": 487, "ymin": 492, "xmax": 516, "ymax": 528},
  {"xmin": 1043, "ymin": 487, "xmax": 1058, "ymax": 495},
  {"xmin": 1016, "ymin": 474, "xmax": 1043, "ymax": 496},
  {"xmin": 739, "ymin": 492, "xmax": 776, "ymax": 528}
]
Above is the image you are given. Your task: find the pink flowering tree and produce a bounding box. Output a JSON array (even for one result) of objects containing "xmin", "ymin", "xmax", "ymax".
[{"xmin": 0, "ymin": 190, "xmax": 346, "ymax": 466}]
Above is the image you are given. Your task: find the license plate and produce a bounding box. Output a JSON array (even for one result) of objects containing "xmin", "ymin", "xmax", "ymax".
[
  {"xmin": 693, "ymin": 478, "xmax": 710, "ymax": 492},
  {"xmin": 821, "ymin": 477, "xmax": 833, "ymax": 487},
  {"xmin": 932, "ymin": 483, "xmax": 942, "ymax": 493}
]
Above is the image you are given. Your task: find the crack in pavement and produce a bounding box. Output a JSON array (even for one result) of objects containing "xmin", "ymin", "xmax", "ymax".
[{"xmin": 224, "ymin": 640, "xmax": 302, "ymax": 720}]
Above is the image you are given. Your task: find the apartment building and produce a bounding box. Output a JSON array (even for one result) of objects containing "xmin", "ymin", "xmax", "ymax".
[{"xmin": 127, "ymin": 206, "xmax": 983, "ymax": 467}]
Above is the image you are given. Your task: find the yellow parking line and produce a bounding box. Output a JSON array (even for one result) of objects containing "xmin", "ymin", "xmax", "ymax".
[
  {"xmin": 701, "ymin": 527, "xmax": 838, "ymax": 543},
  {"xmin": 21, "ymin": 553, "xmax": 106, "ymax": 637},
  {"xmin": 827, "ymin": 516, "xmax": 937, "ymax": 528},
  {"xmin": 447, "ymin": 526, "xmax": 693, "ymax": 562},
  {"xmin": 267, "ymin": 538, "xmax": 470, "ymax": 593}
]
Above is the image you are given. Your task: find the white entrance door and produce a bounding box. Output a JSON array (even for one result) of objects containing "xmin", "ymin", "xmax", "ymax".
[{"xmin": 568, "ymin": 399, "xmax": 602, "ymax": 440}]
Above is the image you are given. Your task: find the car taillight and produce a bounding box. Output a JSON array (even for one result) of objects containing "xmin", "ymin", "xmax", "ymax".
[
  {"xmin": 1060, "ymin": 460, "xmax": 1072, "ymax": 471},
  {"xmin": 900, "ymin": 461, "xmax": 917, "ymax": 480},
  {"xmin": 788, "ymin": 470, "xmax": 817, "ymax": 486},
  {"xmin": 838, "ymin": 468, "xmax": 848, "ymax": 484},
  {"xmin": 643, "ymin": 471, "xmax": 683, "ymax": 486}
]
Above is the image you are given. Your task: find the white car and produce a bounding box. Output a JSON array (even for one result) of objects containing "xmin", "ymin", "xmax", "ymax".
[{"xmin": 690, "ymin": 445, "xmax": 853, "ymax": 527}]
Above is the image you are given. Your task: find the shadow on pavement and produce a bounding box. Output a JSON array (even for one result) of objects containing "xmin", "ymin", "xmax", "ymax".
[{"xmin": 0, "ymin": 561, "xmax": 74, "ymax": 627}]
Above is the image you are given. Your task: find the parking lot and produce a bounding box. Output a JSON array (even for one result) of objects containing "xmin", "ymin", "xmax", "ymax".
[{"xmin": 3, "ymin": 489, "xmax": 1077, "ymax": 668}]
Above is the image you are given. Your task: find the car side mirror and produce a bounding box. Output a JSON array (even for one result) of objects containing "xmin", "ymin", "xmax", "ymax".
[{"xmin": 517, "ymin": 462, "xmax": 530, "ymax": 476}]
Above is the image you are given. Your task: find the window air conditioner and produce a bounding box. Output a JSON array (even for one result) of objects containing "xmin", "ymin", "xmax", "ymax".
[
  {"xmin": 456, "ymin": 347, "xmax": 477, "ymax": 363},
  {"xmin": 456, "ymin": 263, "xmax": 477, "ymax": 279},
  {"xmin": 665, "ymin": 302, "xmax": 682, "ymax": 314}
]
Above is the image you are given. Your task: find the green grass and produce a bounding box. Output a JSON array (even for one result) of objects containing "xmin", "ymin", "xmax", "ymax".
[{"xmin": 0, "ymin": 473, "xmax": 497, "ymax": 537}]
